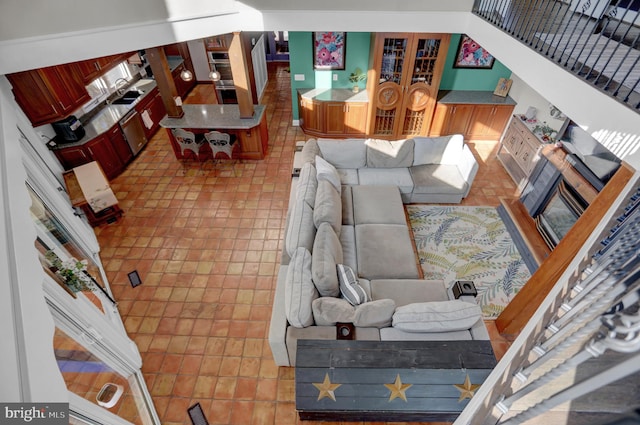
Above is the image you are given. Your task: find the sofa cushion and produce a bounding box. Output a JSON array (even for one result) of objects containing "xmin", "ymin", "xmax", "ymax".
[
  {"xmin": 337, "ymin": 264, "xmax": 368, "ymax": 305},
  {"xmin": 317, "ymin": 138, "xmax": 367, "ymax": 168},
  {"xmin": 355, "ymin": 224, "xmax": 421, "ymax": 280},
  {"xmin": 369, "ymin": 279, "xmax": 448, "ymax": 307},
  {"xmin": 410, "ymin": 164, "xmax": 469, "ymax": 195},
  {"xmin": 366, "ymin": 138, "xmax": 415, "ymax": 168},
  {"xmin": 353, "ymin": 299, "xmax": 396, "ymax": 328},
  {"xmin": 300, "ymin": 138, "xmax": 321, "ymax": 164},
  {"xmin": 351, "ymin": 185, "xmax": 406, "ymax": 225},
  {"xmin": 392, "ymin": 300, "xmax": 482, "ymax": 333},
  {"xmin": 341, "ymin": 186, "xmax": 354, "ymax": 226},
  {"xmin": 337, "ymin": 168, "xmax": 359, "ymax": 185},
  {"xmin": 315, "ymin": 155, "xmax": 342, "ymax": 192},
  {"xmin": 313, "ymin": 180, "xmax": 342, "ymax": 235},
  {"xmin": 357, "ymin": 168, "xmax": 414, "ymax": 194},
  {"xmin": 312, "ymin": 222, "xmax": 343, "ymax": 297},
  {"xmin": 297, "ymin": 162, "xmax": 317, "ymax": 208},
  {"xmin": 312, "ymin": 297, "xmax": 355, "ymax": 326},
  {"xmin": 412, "ymin": 134, "xmax": 464, "ymax": 166},
  {"xmin": 339, "ymin": 225, "xmax": 358, "ymax": 276},
  {"xmin": 380, "ymin": 327, "xmax": 472, "ymax": 341},
  {"xmin": 284, "ymin": 247, "xmax": 319, "ymax": 328},
  {"xmin": 285, "ymin": 196, "xmax": 316, "ymax": 257}
]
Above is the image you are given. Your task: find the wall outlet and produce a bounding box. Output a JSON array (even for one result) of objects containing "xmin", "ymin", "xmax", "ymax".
[
  {"xmin": 333, "ymin": 74, "xmax": 338, "ymax": 81},
  {"xmin": 294, "ymin": 74, "xmax": 305, "ymax": 81}
]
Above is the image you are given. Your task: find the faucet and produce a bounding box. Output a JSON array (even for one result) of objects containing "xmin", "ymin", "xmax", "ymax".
[{"xmin": 115, "ymin": 78, "xmax": 129, "ymax": 96}]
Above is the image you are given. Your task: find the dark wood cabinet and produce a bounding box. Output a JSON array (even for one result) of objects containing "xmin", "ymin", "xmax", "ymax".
[
  {"xmin": 7, "ymin": 64, "xmax": 90, "ymax": 126},
  {"xmin": 107, "ymin": 125, "xmax": 133, "ymax": 166},
  {"xmin": 54, "ymin": 145, "xmax": 91, "ymax": 169},
  {"xmin": 171, "ymin": 62, "xmax": 196, "ymax": 99},
  {"xmin": 84, "ymin": 135, "xmax": 122, "ymax": 180},
  {"xmin": 74, "ymin": 53, "xmax": 132, "ymax": 84},
  {"xmin": 135, "ymin": 87, "xmax": 165, "ymax": 139}
]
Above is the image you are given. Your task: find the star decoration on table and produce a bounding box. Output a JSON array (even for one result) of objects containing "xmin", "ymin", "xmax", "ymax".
[
  {"xmin": 454, "ymin": 374, "xmax": 481, "ymax": 402},
  {"xmin": 313, "ymin": 373, "xmax": 342, "ymax": 401},
  {"xmin": 384, "ymin": 374, "xmax": 412, "ymax": 402}
]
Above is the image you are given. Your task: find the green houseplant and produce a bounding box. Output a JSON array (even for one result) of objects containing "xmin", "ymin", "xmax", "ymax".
[
  {"xmin": 348, "ymin": 68, "xmax": 366, "ymax": 93},
  {"xmin": 45, "ymin": 250, "xmax": 96, "ymax": 293}
]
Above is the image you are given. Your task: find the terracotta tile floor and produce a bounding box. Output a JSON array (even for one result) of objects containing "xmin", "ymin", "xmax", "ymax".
[{"xmin": 95, "ymin": 63, "xmax": 519, "ymax": 425}]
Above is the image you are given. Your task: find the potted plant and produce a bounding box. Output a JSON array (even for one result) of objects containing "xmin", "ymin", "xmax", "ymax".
[
  {"xmin": 45, "ymin": 250, "xmax": 96, "ymax": 293},
  {"xmin": 349, "ymin": 68, "xmax": 366, "ymax": 93}
]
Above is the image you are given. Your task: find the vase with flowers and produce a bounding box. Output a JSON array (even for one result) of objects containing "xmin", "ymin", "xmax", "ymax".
[
  {"xmin": 348, "ymin": 67, "xmax": 366, "ymax": 93},
  {"xmin": 45, "ymin": 250, "xmax": 96, "ymax": 293}
]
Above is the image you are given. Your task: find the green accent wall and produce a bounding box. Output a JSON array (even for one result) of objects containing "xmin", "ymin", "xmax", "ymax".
[
  {"xmin": 289, "ymin": 32, "xmax": 370, "ymax": 119},
  {"xmin": 439, "ymin": 34, "xmax": 512, "ymax": 90},
  {"xmin": 288, "ymin": 32, "xmax": 511, "ymax": 119}
]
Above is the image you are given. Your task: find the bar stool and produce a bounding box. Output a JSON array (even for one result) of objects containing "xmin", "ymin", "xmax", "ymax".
[
  {"xmin": 204, "ymin": 130, "xmax": 238, "ymax": 176},
  {"xmin": 172, "ymin": 129, "xmax": 203, "ymax": 174}
]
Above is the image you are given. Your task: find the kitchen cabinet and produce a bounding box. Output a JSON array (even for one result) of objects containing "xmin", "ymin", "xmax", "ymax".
[
  {"xmin": 367, "ymin": 33, "xmax": 450, "ymax": 139},
  {"xmin": 497, "ymin": 116, "xmax": 543, "ymax": 189},
  {"xmin": 53, "ymin": 124, "xmax": 132, "ymax": 180},
  {"xmin": 171, "ymin": 61, "xmax": 196, "ymax": 99},
  {"xmin": 134, "ymin": 87, "xmax": 165, "ymax": 139},
  {"xmin": 324, "ymin": 102, "xmax": 368, "ymax": 136},
  {"xmin": 74, "ymin": 53, "xmax": 132, "ymax": 84},
  {"xmin": 7, "ymin": 64, "xmax": 91, "ymax": 126}
]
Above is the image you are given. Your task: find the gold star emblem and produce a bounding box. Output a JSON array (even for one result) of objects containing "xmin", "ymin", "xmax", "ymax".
[
  {"xmin": 454, "ymin": 374, "xmax": 481, "ymax": 402},
  {"xmin": 312, "ymin": 373, "xmax": 341, "ymax": 401},
  {"xmin": 384, "ymin": 374, "xmax": 412, "ymax": 402}
]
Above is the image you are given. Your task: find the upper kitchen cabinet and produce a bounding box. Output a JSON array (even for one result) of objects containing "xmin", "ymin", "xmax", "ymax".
[
  {"xmin": 7, "ymin": 64, "xmax": 91, "ymax": 127},
  {"xmin": 367, "ymin": 33, "xmax": 450, "ymax": 139},
  {"xmin": 74, "ymin": 53, "xmax": 132, "ymax": 84}
]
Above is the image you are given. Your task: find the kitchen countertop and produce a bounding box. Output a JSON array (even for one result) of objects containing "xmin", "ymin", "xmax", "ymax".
[
  {"xmin": 52, "ymin": 78, "xmax": 159, "ymax": 149},
  {"xmin": 160, "ymin": 104, "xmax": 266, "ymax": 129},
  {"xmin": 437, "ymin": 90, "xmax": 516, "ymax": 105},
  {"xmin": 298, "ymin": 88, "xmax": 369, "ymax": 102}
]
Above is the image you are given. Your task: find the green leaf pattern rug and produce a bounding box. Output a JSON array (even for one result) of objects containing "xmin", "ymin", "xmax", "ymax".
[{"xmin": 407, "ymin": 205, "xmax": 531, "ymax": 319}]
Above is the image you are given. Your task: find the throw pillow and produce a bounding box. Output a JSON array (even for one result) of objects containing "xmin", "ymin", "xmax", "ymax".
[
  {"xmin": 337, "ymin": 264, "xmax": 368, "ymax": 306},
  {"xmin": 353, "ymin": 299, "xmax": 396, "ymax": 328},
  {"xmin": 312, "ymin": 297, "xmax": 355, "ymax": 326},
  {"xmin": 284, "ymin": 247, "xmax": 319, "ymax": 328},
  {"xmin": 311, "ymin": 222, "xmax": 343, "ymax": 297},
  {"xmin": 392, "ymin": 300, "xmax": 481, "ymax": 333},
  {"xmin": 313, "ymin": 180, "xmax": 341, "ymax": 235},
  {"xmin": 315, "ymin": 155, "xmax": 342, "ymax": 192}
]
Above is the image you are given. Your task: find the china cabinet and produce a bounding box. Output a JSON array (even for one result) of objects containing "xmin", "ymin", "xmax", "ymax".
[{"xmin": 366, "ymin": 33, "xmax": 450, "ymax": 139}]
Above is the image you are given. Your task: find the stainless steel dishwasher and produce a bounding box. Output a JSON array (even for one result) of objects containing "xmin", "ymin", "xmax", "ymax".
[{"xmin": 119, "ymin": 109, "xmax": 148, "ymax": 156}]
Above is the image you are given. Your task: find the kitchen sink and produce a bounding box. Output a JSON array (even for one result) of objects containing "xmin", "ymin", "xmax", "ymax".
[{"xmin": 112, "ymin": 90, "xmax": 141, "ymax": 104}]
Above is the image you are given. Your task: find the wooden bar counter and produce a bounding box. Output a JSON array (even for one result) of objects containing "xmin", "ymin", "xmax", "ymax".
[{"xmin": 160, "ymin": 104, "xmax": 268, "ymax": 160}]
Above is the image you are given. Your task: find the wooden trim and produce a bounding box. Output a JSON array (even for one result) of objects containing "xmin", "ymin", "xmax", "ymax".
[
  {"xmin": 540, "ymin": 144, "xmax": 598, "ymax": 203},
  {"xmin": 495, "ymin": 162, "xmax": 635, "ymax": 338},
  {"xmin": 146, "ymin": 47, "xmax": 184, "ymax": 119}
]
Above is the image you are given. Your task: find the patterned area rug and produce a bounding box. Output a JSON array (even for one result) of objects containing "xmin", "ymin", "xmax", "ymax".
[{"xmin": 407, "ymin": 205, "xmax": 531, "ymax": 319}]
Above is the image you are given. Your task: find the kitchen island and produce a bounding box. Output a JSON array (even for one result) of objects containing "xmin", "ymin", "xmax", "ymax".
[{"xmin": 160, "ymin": 104, "xmax": 269, "ymax": 160}]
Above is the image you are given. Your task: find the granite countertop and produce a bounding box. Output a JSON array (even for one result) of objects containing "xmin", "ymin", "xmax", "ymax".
[
  {"xmin": 298, "ymin": 88, "xmax": 369, "ymax": 102},
  {"xmin": 52, "ymin": 78, "xmax": 159, "ymax": 149},
  {"xmin": 160, "ymin": 104, "xmax": 266, "ymax": 129},
  {"xmin": 438, "ymin": 90, "xmax": 517, "ymax": 105}
]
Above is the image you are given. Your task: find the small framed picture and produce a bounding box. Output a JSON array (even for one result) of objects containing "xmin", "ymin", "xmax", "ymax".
[
  {"xmin": 454, "ymin": 34, "xmax": 495, "ymax": 69},
  {"xmin": 313, "ymin": 32, "xmax": 346, "ymax": 70},
  {"xmin": 494, "ymin": 78, "xmax": 513, "ymax": 97}
]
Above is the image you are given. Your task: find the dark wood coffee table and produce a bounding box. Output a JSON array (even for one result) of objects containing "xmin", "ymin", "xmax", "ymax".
[{"xmin": 295, "ymin": 339, "xmax": 497, "ymax": 422}]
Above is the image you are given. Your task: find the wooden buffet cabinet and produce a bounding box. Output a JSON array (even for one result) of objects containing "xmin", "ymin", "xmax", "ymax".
[
  {"xmin": 496, "ymin": 115, "xmax": 546, "ymax": 189},
  {"xmin": 298, "ymin": 89, "xmax": 369, "ymax": 137}
]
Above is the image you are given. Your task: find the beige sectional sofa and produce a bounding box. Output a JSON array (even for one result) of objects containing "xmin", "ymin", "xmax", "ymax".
[{"xmin": 268, "ymin": 136, "xmax": 488, "ymax": 367}]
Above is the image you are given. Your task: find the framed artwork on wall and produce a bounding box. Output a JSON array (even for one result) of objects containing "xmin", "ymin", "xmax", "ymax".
[
  {"xmin": 454, "ymin": 34, "xmax": 495, "ymax": 69},
  {"xmin": 313, "ymin": 32, "xmax": 346, "ymax": 70}
]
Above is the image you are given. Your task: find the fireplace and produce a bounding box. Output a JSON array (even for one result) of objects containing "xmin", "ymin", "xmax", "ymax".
[{"xmin": 535, "ymin": 180, "xmax": 588, "ymax": 249}]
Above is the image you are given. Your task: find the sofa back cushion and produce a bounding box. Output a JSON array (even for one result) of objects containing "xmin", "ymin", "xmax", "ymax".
[
  {"xmin": 300, "ymin": 138, "xmax": 321, "ymax": 164},
  {"xmin": 285, "ymin": 247, "xmax": 319, "ymax": 328},
  {"xmin": 392, "ymin": 300, "xmax": 482, "ymax": 332},
  {"xmin": 285, "ymin": 194, "xmax": 316, "ymax": 257},
  {"xmin": 312, "ymin": 297, "xmax": 355, "ymax": 326},
  {"xmin": 312, "ymin": 222, "xmax": 343, "ymax": 297},
  {"xmin": 313, "ymin": 180, "xmax": 342, "ymax": 235},
  {"xmin": 315, "ymin": 156, "xmax": 342, "ymax": 192},
  {"xmin": 353, "ymin": 299, "xmax": 396, "ymax": 328},
  {"xmin": 412, "ymin": 134, "xmax": 464, "ymax": 166},
  {"xmin": 297, "ymin": 162, "xmax": 318, "ymax": 208},
  {"xmin": 365, "ymin": 138, "xmax": 414, "ymax": 168},
  {"xmin": 317, "ymin": 138, "xmax": 367, "ymax": 168}
]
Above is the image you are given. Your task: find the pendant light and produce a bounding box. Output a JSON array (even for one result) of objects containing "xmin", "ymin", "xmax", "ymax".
[
  {"xmin": 180, "ymin": 69, "xmax": 193, "ymax": 82},
  {"xmin": 209, "ymin": 70, "xmax": 221, "ymax": 81}
]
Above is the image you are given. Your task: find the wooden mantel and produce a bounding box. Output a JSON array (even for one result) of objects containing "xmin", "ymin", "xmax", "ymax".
[
  {"xmin": 540, "ymin": 144, "xmax": 598, "ymax": 204},
  {"xmin": 496, "ymin": 161, "xmax": 634, "ymax": 337}
]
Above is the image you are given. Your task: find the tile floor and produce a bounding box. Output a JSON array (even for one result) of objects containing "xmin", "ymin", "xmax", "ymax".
[{"xmin": 95, "ymin": 63, "xmax": 518, "ymax": 425}]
